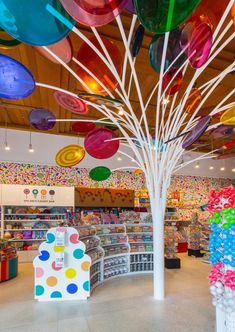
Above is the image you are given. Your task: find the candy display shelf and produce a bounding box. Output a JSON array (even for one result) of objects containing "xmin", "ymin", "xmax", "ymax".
[{"xmin": 1, "ymin": 206, "xmax": 73, "ymax": 262}]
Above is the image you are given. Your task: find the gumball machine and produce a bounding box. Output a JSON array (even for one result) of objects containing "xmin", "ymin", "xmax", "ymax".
[{"xmin": 207, "ymin": 186, "xmax": 235, "ymax": 331}]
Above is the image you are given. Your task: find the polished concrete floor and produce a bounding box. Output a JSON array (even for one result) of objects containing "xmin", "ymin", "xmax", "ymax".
[{"xmin": 0, "ymin": 254, "xmax": 215, "ymax": 332}]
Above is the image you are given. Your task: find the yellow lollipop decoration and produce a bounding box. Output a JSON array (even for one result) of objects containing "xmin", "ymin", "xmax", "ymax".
[
  {"xmin": 220, "ymin": 106, "xmax": 235, "ymax": 125},
  {"xmin": 55, "ymin": 144, "xmax": 85, "ymax": 167}
]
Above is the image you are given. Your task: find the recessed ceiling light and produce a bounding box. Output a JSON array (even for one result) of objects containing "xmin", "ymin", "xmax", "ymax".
[
  {"xmin": 220, "ymin": 167, "xmax": 225, "ymax": 171},
  {"xmin": 195, "ymin": 162, "xmax": 200, "ymax": 169},
  {"xmin": 232, "ymin": 168, "xmax": 235, "ymax": 172},
  {"xmin": 209, "ymin": 166, "xmax": 214, "ymax": 170},
  {"xmin": 117, "ymin": 156, "xmax": 122, "ymax": 161},
  {"xmin": 118, "ymin": 110, "xmax": 124, "ymax": 116},
  {"xmin": 162, "ymin": 98, "xmax": 170, "ymax": 106}
]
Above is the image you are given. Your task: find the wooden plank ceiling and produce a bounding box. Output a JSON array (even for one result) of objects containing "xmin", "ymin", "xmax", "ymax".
[{"xmin": 0, "ymin": 11, "xmax": 234, "ymax": 155}]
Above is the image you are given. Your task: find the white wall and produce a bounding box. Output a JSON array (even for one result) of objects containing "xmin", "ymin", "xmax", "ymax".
[{"xmin": 0, "ymin": 128, "xmax": 234, "ymax": 179}]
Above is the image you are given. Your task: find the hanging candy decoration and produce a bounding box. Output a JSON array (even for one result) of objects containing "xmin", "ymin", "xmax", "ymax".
[
  {"xmin": 29, "ymin": 109, "xmax": 56, "ymax": 131},
  {"xmin": 184, "ymin": 88, "xmax": 202, "ymax": 114},
  {"xmin": 134, "ymin": 0, "xmax": 200, "ymax": 34},
  {"xmin": 59, "ymin": 0, "xmax": 128, "ymax": 27},
  {"xmin": 125, "ymin": 0, "xmax": 136, "ymax": 14},
  {"xmin": 162, "ymin": 67, "xmax": 183, "ymax": 96},
  {"xmin": 220, "ymin": 106, "xmax": 235, "ymax": 126},
  {"xmin": 84, "ymin": 128, "xmax": 120, "ymax": 159},
  {"xmin": 55, "ymin": 144, "xmax": 85, "ymax": 167},
  {"xmin": 232, "ymin": 2, "xmax": 235, "ymax": 25},
  {"xmin": 184, "ymin": 0, "xmax": 230, "ymax": 31},
  {"xmin": 187, "ymin": 23, "xmax": 212, "ymax": 68},
  {"xmin": 0, "ymin": 0, "xmax": 75, "ymax": 46},
  {"xmin": 54, "ymin": 91, "xmax": 88, "ymax": 115},
  {"xmin": 0, "ymin": 28, "xmax": 21, "ymax": 49},
  {"xmin": 182, "ymin": 115, "xmax": 211, "ymax": 149},
  {"xmin": 0, "ymin": 54, "xmax": 35, "ymax": 100},
  {"xmin": 78, "ymin": 93, "xmax": 124, "ymax": 108},
  {"xmin": 89, "ymin": 166, "xmax": 111, "ymax": 182},
  {"xmin": 132, "ymin": 24, "xmax": 145, "ymax": 57},
  {"xmin": 213, "ymin": 153, "xmax": 235, "ymax": 160},
  {"xmin": 211, "ymin": 125, "xmax": 234, "ymax": 139},
  {"xmin": 76, "ymin": 36, "xmax": 123, "ymax": 96},
  {"xmin": 71, "ymin": 121, "xmax": 96, "ymax": 134},
  {"xmin": 34, "ymin": 37, "xmax": 72, "ymax": 64},
  {"xmin": 149, "ymin": 29, "xmax": 186, "ymax": 73}
]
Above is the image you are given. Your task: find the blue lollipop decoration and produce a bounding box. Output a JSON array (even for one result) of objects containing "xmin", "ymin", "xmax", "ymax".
[{"xmin": 0, "ymin": 54, "xmax": 35, "ymax": 100}]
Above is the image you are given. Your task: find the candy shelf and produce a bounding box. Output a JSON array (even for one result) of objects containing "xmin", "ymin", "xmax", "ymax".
[{"xmin": 1, "ymin": 205, "xmax": 73, "ymax": 262}]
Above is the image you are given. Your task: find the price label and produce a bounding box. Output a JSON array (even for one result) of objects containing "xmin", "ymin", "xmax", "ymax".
[{"xmin": 55, "ymin": 252, "xmax": 65, "ymax": 268}]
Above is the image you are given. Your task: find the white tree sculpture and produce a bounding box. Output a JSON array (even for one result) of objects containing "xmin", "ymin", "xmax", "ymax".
[{"xmin": 35, "ymin": 1, "xmax": 235, "ymax": 300}]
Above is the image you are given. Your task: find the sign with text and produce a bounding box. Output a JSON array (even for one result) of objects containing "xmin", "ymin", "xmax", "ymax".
[{"xmin": 1, "ymin": 184, "xmax": 74, "ymax": 207}]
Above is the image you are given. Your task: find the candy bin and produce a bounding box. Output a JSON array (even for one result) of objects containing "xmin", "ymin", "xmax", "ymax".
[
  {"xmin": 0, "ymin": 239, "xmax": 18, "ymax": 282},
  {"xmin": 164, "ymin": 223, "xmax": 181, "ymax": 269},
  {"xmin": 188, "ymin": 213, "xmax": 204, "ymax": 257}
]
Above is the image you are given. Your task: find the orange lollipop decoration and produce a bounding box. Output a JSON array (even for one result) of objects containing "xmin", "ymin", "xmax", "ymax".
[
  {"xmin": 184, "ymin": 88, "xmax": 202, "ymax": 114},
  {"xmin": 76, "ymin": 36, "xmax": 122, "ymax": 96},
  {"xmin": 232, "ymin": 2, "xmax": 235, "ymax": 25}
]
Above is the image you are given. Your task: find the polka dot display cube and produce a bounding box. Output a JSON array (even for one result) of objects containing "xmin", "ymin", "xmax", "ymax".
[{"xmin": 33, "ymin": 227, "xmax": 91, "ymax": 301}]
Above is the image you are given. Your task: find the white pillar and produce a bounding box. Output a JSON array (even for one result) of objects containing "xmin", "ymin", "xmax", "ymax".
[{"xmin": 152, "ymin": 197, "xmax": 165, "ymax": 300}]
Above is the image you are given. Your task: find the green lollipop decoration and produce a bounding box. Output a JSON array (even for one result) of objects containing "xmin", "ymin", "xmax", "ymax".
[
  {"xmin": 134, "ymin": 0, "xmax": 200, "ymax": 33},
  {"xmin": 89, "ymin": 166, "xmax": 112, "ymax": 182}
]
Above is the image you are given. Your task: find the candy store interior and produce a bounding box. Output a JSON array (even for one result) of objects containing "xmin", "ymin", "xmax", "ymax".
[{"xmin": 0, "ymin": 1, "xmax": 235, "ymax": 332}]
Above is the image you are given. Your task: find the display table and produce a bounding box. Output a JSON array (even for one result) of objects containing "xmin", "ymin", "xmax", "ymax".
[{"xmin": 0, "ymin": 241, "xmax": 18, "ymax": 282}]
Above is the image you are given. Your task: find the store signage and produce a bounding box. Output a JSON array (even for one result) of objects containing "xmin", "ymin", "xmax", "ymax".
[{"xmin": 1, "ymin": 184, "xmax": 74, "ymax": 207}]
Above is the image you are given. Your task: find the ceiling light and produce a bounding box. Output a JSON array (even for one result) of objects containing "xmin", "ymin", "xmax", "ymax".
[
  {"xmin": 118, "ymin": 110, "xmax": 124, "ymax": 116},
  {"xmin": 162, "ymin": 97, "xmax": 170, "ymax": 106},
  {"xmin": 209, "ymin": 166, "xmax": 214, "ymax": 170},
  {"xmin": 28, "ymin": 132, "xmax": 34, "ymax": 153},
  {"xmin": 117, "ymin": 156, "xmax": 122, "ymax": 161},
  {"xmin": 28, "ymin": 143, "xmax": 34, "ymax": 153},
  {"xmin": 4, "ymin": 142, "xmax": 10, "ymax": 151},
  {"xmin": 131, "ymin": 158, "xmax": 135, "ymax": 162},
  {"xmin": 232, "ymin": 168, "xmax": 235, "ymax": 172},
  {"xmin": 195, "ymin": 162, "xmax": 200, "ymax": 169},
  {"xmin": 220, "ymin": 167, "xmax": 225, "ymax": 171}
]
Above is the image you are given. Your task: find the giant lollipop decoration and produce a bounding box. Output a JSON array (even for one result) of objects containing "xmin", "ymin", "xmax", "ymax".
[
  {"xmin": 34, "ymin": 37, "xmax": 72, "ymax": 64},
  {"xmin": 71, "ymin": 121, "xmax": 96, "ymax": 134},
  {"xmin": 54, "ymin": 91, "xmax": 88, "ymax": 115},
  {"xmin": 29, "ymin": 109, "xmax": 56, "ymax": 131},
  {"xmin": 59, "ymin": 0, "xmax": 128, "ymax": 27},
  {"xmin": 56, "ymin": 145, "xmax": 85, "ymax": 167},
  {"xmin": 149, "ymin": 29, "xmax": 186, "ymax": 73},
  {"xmin": 134, "ymin": 0, "xmax": 200, "ymax": 33},
  {"xmin": 163, "ymin": 68, "xmax": 183, "ymax": 96},
  {"xmin": 211, "ymin": 125, "xmax": 234, "ymax": 139},
  {"xmin": 125, "ymin": 0, "xmax": 136, "ymax": 14},
  {"xmin": 182, "ymin": 116, "xmax": 211, "ymax": 149},
  {"xmin": 76, "ymin": 36, "xmax": 123, "ymax": 96},
  {"xmin": 0, "ymin": 0, "xmax": 75, "ymax": 46},
  {"xmin": 0, "ymin": 28, "xmax": 21, "ymax": 49},
  {"xmin": 220, "ymin": 106, "xmax": 235, "ymax": 126},
  {"xmin": 89, "ymin": 166, "xmax": 111, "ymax": 182},
  {"xmin": 84, "ymin": 128, "xmax": 120, "ymax": 159},
  {"xmin": 0, "ymin": 54, "xmax": 35, "ymax": 100}
]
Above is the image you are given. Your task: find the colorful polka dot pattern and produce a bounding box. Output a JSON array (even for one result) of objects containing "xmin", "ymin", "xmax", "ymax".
[{"xmin": 33, "ymin": 227, "xmax": 91, "ymax": 301}]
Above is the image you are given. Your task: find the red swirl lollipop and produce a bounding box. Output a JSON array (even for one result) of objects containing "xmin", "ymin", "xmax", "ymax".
[
  {"xmin": 163, "ymin": 67, "xmax": 183, "ymax": 96},
  {"xmin": 84, "ymin": 128, "xmax": 119, "ymax": 159},
  {"xmin": 54, "ymin": 91, "xmax": 88, "ymax": 115},
  {"xmin": 182, "ymin": 116, "xmax": 211, "ymax": 149}
]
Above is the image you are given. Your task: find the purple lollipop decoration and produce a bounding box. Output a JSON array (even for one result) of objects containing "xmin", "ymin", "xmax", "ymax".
[
  {"xmin": 211, "ymin": 125, "xmax": 234, "ymax": 139},
  {"xmin": 29, "ymin": 108, "xmax": 56, "ymax": 131},
  {"xmin": 182, "ymin": 116, "xmax": 211, "ymax": 149},
  {"xmin": 125, "ymin": 0, "xmax": 136, "ymax": 14}
]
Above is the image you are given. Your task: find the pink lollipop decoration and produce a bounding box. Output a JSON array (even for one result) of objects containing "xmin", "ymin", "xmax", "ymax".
[
  {"xmin": 188, "ymin": 23, "xmax": 212, "ymax": 69},
  {"xmin": 34, "ymin": 37, "xmax": 72, "ymax": 64},
  {"xmin": 59, "ymin": 0, "xmax": 128, "ymax": 27},
  {"xmin": 84, "ymin": 128, "xmax": 120, "ymax": 159},
  {"xmin": 54, "ymin": 91, "xmax": 88, "ymax": 115},
  {"xmin": 71, "ymin": 121, "xmax": 96, "ymax": 134}
]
